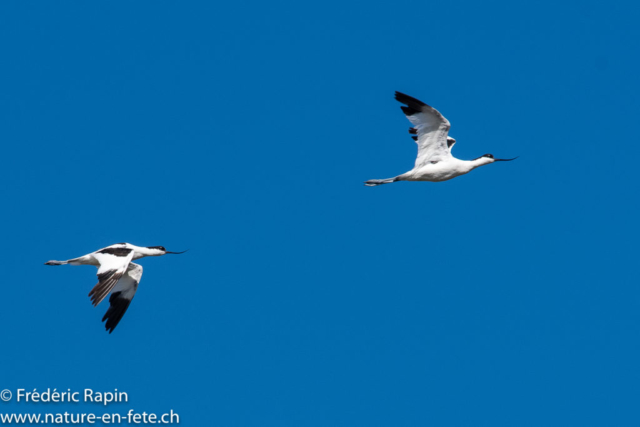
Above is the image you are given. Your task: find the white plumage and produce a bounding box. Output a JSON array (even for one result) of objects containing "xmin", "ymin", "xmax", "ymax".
[
  {"xmin": 365, "ymin": 92, "xmax": 516, "ymax": 186},
  {"xmin": 45, "ymin": 242, "xmax": 186, "ymax": 333}
]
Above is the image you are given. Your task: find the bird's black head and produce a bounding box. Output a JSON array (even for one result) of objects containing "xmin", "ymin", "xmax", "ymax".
[
  {"xmin": 147, "ymin": 245, "xmax": 188, "ymax": 255},
  {"xmin": 473, "ymin": 153, "xmax": 518, "ymax": 162}
]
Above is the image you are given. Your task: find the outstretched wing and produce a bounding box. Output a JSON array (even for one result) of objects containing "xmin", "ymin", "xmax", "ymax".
[
  {"xmin": 396, "ymin": 91, "xmax": 452, "ymax": 167},
  {"xmin": 102, "ymin": 263, "xmax": 142, "ymax": 334},
  {"xmin": 88, "ymin": 247, "xmax": 134, "ymax": 307}
]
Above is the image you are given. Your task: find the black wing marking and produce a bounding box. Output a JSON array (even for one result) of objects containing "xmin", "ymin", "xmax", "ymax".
[
  {"xmin": 396, "ymin": 92, "xmax": 427, "ymax": 116},
  {"xmin": 98, "ymin": 247, "xmax": 132, "ymax": 257},
  {"xmin": 101, "ymin": 263, "xmax": 142, "ymax": 334},
  {"xmin": 395, "ymin": 91, "xmax": 451, "ymax": 166},
  {"xmin": 102, "ymin": 291, "xmax": 133, "ymax": 334},
  {"xmin": 88, "ymin": 248, "xmax": 134, "ymax": 306},
  {"xmin": 89, "ymin": 269, "xmax": 125, "ymax": 307}
]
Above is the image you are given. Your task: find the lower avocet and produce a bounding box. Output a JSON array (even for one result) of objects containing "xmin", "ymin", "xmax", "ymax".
[{"xmin": 45, "ymin": 243, "xmax": 187, "ymax": 333}]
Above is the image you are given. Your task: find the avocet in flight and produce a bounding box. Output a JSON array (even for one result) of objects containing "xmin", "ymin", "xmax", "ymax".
[
  {"xmin": 365, "ymin": 92, "xmax": 517, "ymax": 186},
  {"xmin": 45, "ymin": 243, "xmax": 187, "ymax": 333}
]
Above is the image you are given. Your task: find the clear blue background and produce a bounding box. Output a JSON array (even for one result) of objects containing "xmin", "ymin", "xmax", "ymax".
[{"xmin": 1, "ymin": 1, "xmax": 639, "ymax": 425}]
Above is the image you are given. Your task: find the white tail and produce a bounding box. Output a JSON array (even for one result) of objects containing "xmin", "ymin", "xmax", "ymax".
[
  {"xmin": 364, "ymin": 177, "xmax": 397, "ymax": 187},
  {"xmin": 44, "ymin": 260, "xmax": 68, "ymax": 265}
]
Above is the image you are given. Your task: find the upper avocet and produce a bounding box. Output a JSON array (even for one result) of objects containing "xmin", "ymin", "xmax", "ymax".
[
  {"xmin": 365, "ymin": 92, "xmax": 517, "ymax": 186},
  {"xmin": 45, "ymin": 243, "xmax": 187, "ymax": 333}
]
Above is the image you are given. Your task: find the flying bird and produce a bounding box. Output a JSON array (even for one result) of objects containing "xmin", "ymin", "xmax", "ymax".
[
  {"xmin": 45, "ymin": 243, "xmax": 187, "ymax": 333},
  {"xmin": 365, "ymin": 92, "xmax": 517, "ymax": 186}
]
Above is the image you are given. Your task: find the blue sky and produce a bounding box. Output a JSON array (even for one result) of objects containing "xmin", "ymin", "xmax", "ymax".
[{"xmin": 1, "ymin": 0, "xmax": 639, "ymax": 425}]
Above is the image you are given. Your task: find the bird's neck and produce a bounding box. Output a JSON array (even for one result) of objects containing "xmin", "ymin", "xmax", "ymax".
[
  {"xmin": 134, "ymin": 247, "xmax": 163, "ymax": 258},
  {"xmin": 464, "ymin": 157, "xmax": 493, "ymax": 172}
]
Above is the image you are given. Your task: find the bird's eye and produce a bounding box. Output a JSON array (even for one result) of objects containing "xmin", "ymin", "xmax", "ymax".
[{"xmin": 430, "ymin": 161, "xmax": 438, "ymax": 164}]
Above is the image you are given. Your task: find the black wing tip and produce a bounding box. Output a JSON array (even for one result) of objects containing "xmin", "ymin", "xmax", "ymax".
[
  {"xmin": 411, "ymin": 136, "xmax": 418, "ymax": 141},
  {"xmin": 102, "ymin": 291, "xmax": 132, "ymax": 334},
  {"xmin": 395, "ymin": 91, "xmax": 426, "ymax": 108},
  {"xmin": 400, "ymin": 105, "xmax": 420, "ymax": 116},
  {"xmin": 105, "ymin": 321, "xmax": 118, "ymax": 333},
  {"xmin": 408, "ymin": 127, "xmax": 417, "ymax": 134}
]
